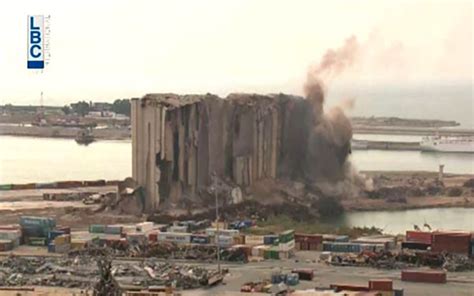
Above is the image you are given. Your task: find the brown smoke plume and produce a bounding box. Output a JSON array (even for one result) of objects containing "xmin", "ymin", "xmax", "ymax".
[{"xmin": 303, "ymin": 36, "xmax": 370, "ymax": 197}]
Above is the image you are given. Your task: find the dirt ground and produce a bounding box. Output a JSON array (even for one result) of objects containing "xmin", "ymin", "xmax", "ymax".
[
  {"xmin": 0, "ymin": 186, "xmax": 143, "ymax": 228},
  {"xmin": 345, "ymin": 171, "xmax": 474, "ymax": 211}
]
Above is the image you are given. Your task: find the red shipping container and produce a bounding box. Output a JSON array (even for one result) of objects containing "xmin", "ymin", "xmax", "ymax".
[
  {"xmin": 369, "ymin": 279, "xmax": 393, "ymax": 291},
  {"xmin": 431, "ymin": 232, "xmax": 470, "ymax": 255},
  {"xmin": 406, "ymin": 231, "xmax": 432, "ymax": 244},
  {"xmin": 148, "ymin": 232, "xmax": 158, "ymax": 242},
  {"xmin": 401, "ymin": 270, "xmax": 446, "ymax": 283},
  {"xmin": 56, "ymin": 226, "xmax": 71, "ymax": 235},
  {"xmin": 295, "ymin": 233, "xmax": 323, "ymax": 244},
  {"xmin": 292, "ymin": 268, "xmax": 314, "ymax": 281}
]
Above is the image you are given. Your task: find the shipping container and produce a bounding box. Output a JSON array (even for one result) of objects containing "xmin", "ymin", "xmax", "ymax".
[
  {"xmin": 126, "ymin": 232, "xmax": 147, "ymax": 245},
  {"xmin": 104, "ymin": 225, "xmax": 123, "ymax": 235},
  {"xmin": 431, "ymin": 231, "xmax": 471, "ymax": 255},
  {"xmin": 190, "ymin": 234, "xmax": 209, "ymax": 244},
  {"xmin": 401, "ymin": 270, "xmax": 446, "ymax": 284},
  {"xmin": 148, "ymin": 232, "xmax": 158, "ymax": 242},
  {"xmin": 369, "ymin": 279, "xmax": 393, "ymax": 291},
  {"xmin": 278, "ymin": 239, "xmax": 295, "ymax": 251},
  {"xmin": 20, "ymin": 216, "xmax": 56, "ymax": 228},
  {"xmin": 0, "ymin": 239, "xmax": 14, "ymax": 252},
  {"xmin": 89, "ymin": 224, "xmax": 106, "ymax": 233},
  {"xmin": 205, "ymin": 228, "xmax": 239, "ymax": 237},
  {"xmin": 279, "ymin": 230, "xmax": 295, "ymax": 244},
  {"xmin": 168, "ymin": 225, "xmax": 188, "ymax": 233},
  {"xmin": 26, "ymin": 237, "xmax": 46, "ymax": 246},
  {"xmin": 291, "ymin": 269, "xmax": 314, "ymax": 281},
  {"xmin": 295, "ymin": 233, "xmax": 323, "ymax": 244},
  {"xmin": 245, "ymin": 235, "xmax": 265, "ymax": 245},
  {"xmin": 216, "ymin": 235, "xmax": 234, "ymax": 247},
  {"xmin": 401, "ymin": 241, "xmax": 430, "ymax": 250},
  {"xmin": 54, "ymin": 234, "xmax": 71, "ymax": 245},
  {"xmin": 285, "ymin": 273, "xmax": 299, "ymax": 286},
  {"xmin": 330, "ymin": 284, "xmax": 370, "ymax": 292},
  {"xmin": 263, "ymin": 235, "xmax": 278, "ymax": 245},
  {"xmin": 0, "ymin": 230, "xmax": 21, "ymax": 241},
  {"xmin": 47, "ymin": 230, "xmax": 65, "ymax": 243},
  {"xmin": 157, "ymin": 232, "xmax": 191, "ymax": 244},
  {"xmin": 121, "ymin": 225, "xmax": 137, "ymax": 234},
  {"xmin": 56, "ymin": 226, "xmax": 71, "ymax": 235},
  {"xmin": 264, "ymin": 248, "xmax": 279, "ymax": 260},
  {"xmin": 136, "ymin": 222, "xmax": 155, "ymax": 232},
  {"xmin": 70, "ymin": 239, "xmax": 88, "ymax": 250},
  {"xmin": 355, "ymin": 235, "xmax": 397, "ymax": 250},
  {"xmin": 406, "ymin": 231, "xmax": 432, "ymax": 245}
]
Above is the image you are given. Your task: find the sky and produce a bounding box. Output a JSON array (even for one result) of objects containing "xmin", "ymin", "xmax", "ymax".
[{"xmin": 0, "ymin": 0, "xmax": 472, "ymax": 106}]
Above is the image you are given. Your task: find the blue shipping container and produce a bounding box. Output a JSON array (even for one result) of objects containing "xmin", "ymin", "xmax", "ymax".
[
  {"xmin": 47, "ymin": 230, "xmax": 65, "ymax": 243},
  {"xmin": 191, "ymin": 235, "xmax": 210, "ymax": 244},
  {"xmin": 264, "ymin": 235, "xmax": 278, "ymax": 245}
]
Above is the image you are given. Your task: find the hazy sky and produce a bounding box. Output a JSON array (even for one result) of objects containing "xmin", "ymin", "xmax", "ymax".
[{"xmin": 0, "ymin": 0, "xmax": 472, "ymax": 105}]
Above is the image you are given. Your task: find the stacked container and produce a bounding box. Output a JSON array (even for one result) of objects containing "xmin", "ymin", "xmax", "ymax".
[{"xmin": 20, "ymin": 216, "xmax": 56, "ymax": 245}]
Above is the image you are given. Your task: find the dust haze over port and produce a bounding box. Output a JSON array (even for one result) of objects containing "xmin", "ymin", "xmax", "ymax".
[{"xmin": 302, "ymin": 35, "xmax": 372, "ymax": 198}]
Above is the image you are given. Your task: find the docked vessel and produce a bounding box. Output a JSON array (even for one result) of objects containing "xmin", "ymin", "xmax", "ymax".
[
  {"xmin": 420, "ymin": 136, "xmax": 474, "ymax": 153},
  {"xmin": 75, "ymin": 128, "xmax": 95, "ymax": 145}
]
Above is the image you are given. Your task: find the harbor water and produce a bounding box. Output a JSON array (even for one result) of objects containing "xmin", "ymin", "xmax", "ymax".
[{"xmin": 1, "ymin": 135, "xmax": 473, "ymax": 232}]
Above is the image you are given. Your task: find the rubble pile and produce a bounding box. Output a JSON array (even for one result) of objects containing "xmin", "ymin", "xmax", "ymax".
[
  {"xmin": 113, "ymin": 260, "xmax": 220, "ymax": 289},
  {"xmin": 0, "ymin": 256, "xmax": 99, "ymax": 288},
  {"xmin": 0, "ymin": 255, "xmax": 220, "ymax": 291},
  {"xmin": 325, "ymin": 249, "xmax": 474, "ymax": 271}
]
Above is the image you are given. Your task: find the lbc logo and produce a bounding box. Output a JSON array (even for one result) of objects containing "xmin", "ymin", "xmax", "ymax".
[{"xmin": 27, "ymin": 15, "xmax": 44, "ymax": 69}]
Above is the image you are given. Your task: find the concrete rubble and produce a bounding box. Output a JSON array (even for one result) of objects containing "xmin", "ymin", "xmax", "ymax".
[{"xmin": 0, "ymin": 255, "xmax": 220, "ymax": 292}]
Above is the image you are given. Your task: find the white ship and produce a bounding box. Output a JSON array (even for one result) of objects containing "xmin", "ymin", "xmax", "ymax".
[{"xmin": 420, "ymin": 136, "xmax": 474, "ymax": 153}]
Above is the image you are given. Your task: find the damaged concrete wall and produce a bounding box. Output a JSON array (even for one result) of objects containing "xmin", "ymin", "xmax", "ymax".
[{"xmin": 132, "ymin": 93, "xmax": 315, "ymax": 213}]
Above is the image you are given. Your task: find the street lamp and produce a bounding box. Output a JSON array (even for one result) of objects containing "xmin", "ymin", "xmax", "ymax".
[{"xmin": 215, "ymin": 187, "xmax": 221, "ymax": 274}]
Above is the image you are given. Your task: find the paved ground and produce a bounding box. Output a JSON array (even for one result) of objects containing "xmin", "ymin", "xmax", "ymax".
[{"xmin": 194, "ymin": 251, "xmax": 474, "ymax": 296}]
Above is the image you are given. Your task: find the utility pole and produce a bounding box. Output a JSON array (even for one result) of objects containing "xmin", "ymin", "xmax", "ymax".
[{"xmin": 215, "ymin": 185, "xmax": 221, "ymax": 274}]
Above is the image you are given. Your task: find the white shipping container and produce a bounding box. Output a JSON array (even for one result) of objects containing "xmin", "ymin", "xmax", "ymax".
[
  {"xmin": 278, "ymin": 239, "xmax": 295, "ymax": 251},
  {"xmin": 168, "ymin": 226, "xmax": 188, "ymax": 233},
  {"xmin": 216, "ymin": 235, "xmax": 234, "ymax": 247},
  {"xmin": 206, "ymin": 228, "xmax": 239, "ymax": 237},
  {"xmin": 0, "ymin": 230, "xmax": 21, "ymax": 240},
  {"xmin": 136, "ymin": 222, "xmax": 154, "ymax": 232},
  {"xmin": 121, "ymin": 225, "xmax": 137, "ymax": 234},
  {"xmin": 157, "ymin": 232, "xmax": 191, "ymax": 244},
  {"xmin": 245, "ymin": 235, "xmax": 265, "ymax": 245}
]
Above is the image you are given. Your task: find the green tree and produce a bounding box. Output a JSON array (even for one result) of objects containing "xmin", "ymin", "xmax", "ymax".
[
  {"xmin": 111, "ymin": 99, "xmax": 131, "ymax": 117},
  {"xmin": 71, "ymin": 101, "xmax": 90, "ymax": 116},
  {"xmin": 61, "ymin": 105, "xmax": 71, "ymax": 115}
]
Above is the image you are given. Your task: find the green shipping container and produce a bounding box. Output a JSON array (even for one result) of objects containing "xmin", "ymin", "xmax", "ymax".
[
  {"xmin": 279, "ymin": 230, "xmax": 295, "ymax": 244},
  {"xmin": 27, "ymin": 237, "xmax": 47, "ymax": 246},
  {"xmin": 89, "ymin": 224, "xmax": 106, "ymax": 233}
]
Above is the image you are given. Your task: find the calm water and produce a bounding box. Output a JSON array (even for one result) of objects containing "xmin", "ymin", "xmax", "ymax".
[
  {"xmin": 351, "ymin": 150, "xmax": 474, "ymax": 174},
  {"xmin": 353, "ymin": 133, "xmax": 421, "ymax": 143},
  {"xmin": 336, "ymin": 207, "xmax": 474, "ymax": 234},
  {"xmin": 0, "ymin": 136, "xmax": 131, "ymax": 184},
  {"xmin": 1, "ymin": 135, "xmax": 473, "ymax": 184},
  {"xmin": 1, "ymin": 136, "xmax": 473, "ymax": 231}
]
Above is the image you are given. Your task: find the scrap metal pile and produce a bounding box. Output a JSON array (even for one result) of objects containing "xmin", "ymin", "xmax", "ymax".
[
  {"xmin": 325, "ymin": 250, "xmax": 474, "ymax": 271},
  {"xmin": 0, "ymin": 255, "xmax": 220, "ymax": 291},
  {"xmin": 71, "ymin": 242, "xmax": 247, "ymax": 262}
]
